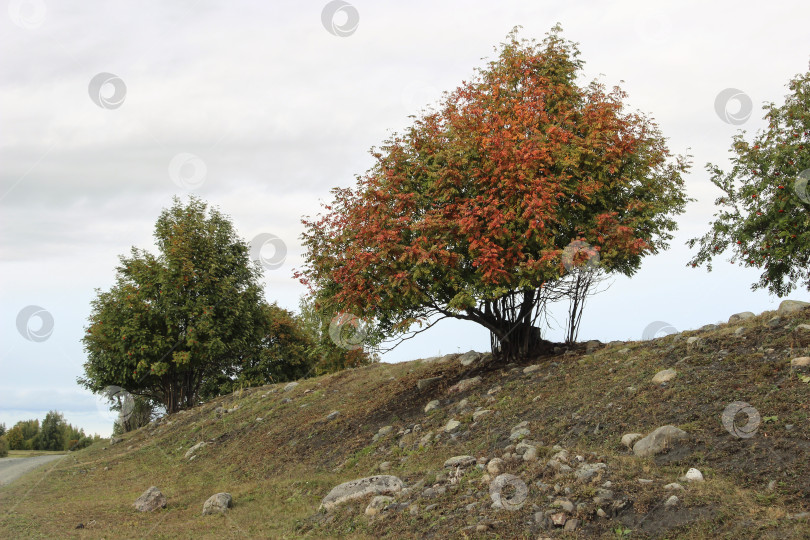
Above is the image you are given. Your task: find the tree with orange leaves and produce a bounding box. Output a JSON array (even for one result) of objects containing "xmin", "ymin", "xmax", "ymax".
[{"xmin": 299, "ymin": 26, "xmax": 691, "ymax": 361}]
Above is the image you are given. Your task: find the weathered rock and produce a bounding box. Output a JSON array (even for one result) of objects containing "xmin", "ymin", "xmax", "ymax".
[
  {"xmin": 550, "ymin": 512, "xmax": 567, "ymax": 526},
  {"xmin": 134, "ymin": 486, "xmax": 167, "ymax": 512},
  {"xmin": 700, "ymin": 324, "xmax": 718, "ymax": 332},
  {"xmin": 728, "ymin": 311, "xmax": 755, "ymax": 324},
  {"xmin": 592, "ymin": 488, "xmax": 613, "ymax": 505},
  {"xmin": 664, "ymin": 482, "xmax": 683, "ymax": 490},
  {"xmin": 417, "ymin": 377, "xmax": 443, "ymax": 391},
  {"xmin": 791, "ymin": 357, "xmax": 810, "ymax": 368},
  {"xmin": 621, "ymin": 433, "xmax": 643, "ymax": 449},
  {"xmin": 681, "ymin": 468, "xmax": 704, "ymax": 482},
  {"xmin": 458, "ymin": 351, "xmax": 482, "ymax": 366},
  {"xmin": 664, "ymin": 495, "xmax": 679, "ymax": 509},
  {"xmin": 444, "ymin": 419, "xmax": 461, "ymax": 433},
  {"xmin": 574, "ymin": 462, "xmax": 606, "ymax": 482},
  {"xmin": 320, "ymin": 475, "xmax": 404, "ymax": 511},
  {"xmin": 778, "ymin": 299, "xmax": 810, "ymax": 314},
  {"xmin": 326, "ymin": 410, "xmax": 340, "ymax": 421},
  {"xmin": 633, "ymin": 425, "xmax": 689, "ymax": 458},
  {"xmin": 110, "ymin": 437, "xmax": 123, "ymax": 446},
  {"xmin": 509, "ymin": 428, "xmax": 530, "ymax": 441},
  {"xmin": 523, "ymin": 447, "xmax": 538, "ymax": 462},
  {"xmin": 472, "ymin": 409, "xmax": 491, "ymax": 421},
  {"xmin": 734, "ymin": 327, "xmax": 746, "ymax": 336},
  {"xmin": 378, "ymin": 461, "xmax": 392, "ymax": 472},
  {"xmin": 202, "ymin": 492, "xmax": 232, "ymax": 515},
  {"xmin": 444, "ymin": 455, "xmax": 476, "ymax": 468},
  {"xmin": 184, "ymin": 441, "xmax": 207, "ymax": 459},
  {"xmin": 372, "ymin": 425, "xmax": 393, "ymax": 442},
  {"xmin": 767, "ymin": 316, "xmax": 783, "ymax": 328},
  {"xmin": 365, "ymin": 495, "xmax": 393, "ymax": 516},
  {"xmin": 486, "ymin": 458, "xmax": 504, "ymax": 475},
  {"xmin": 652, "ymin": 369, "xmax": 677, "ymax": 384},
  {"xmin": 424, "ymin": 400, "xmax": 440, "ymax": 413},
  {"xmin": 585, "ymin": 340, "xmax": 602, "ymax": 354},
  {"xmin": 448, "ymin": 377, "xmax": 482, "ymax": 394},
  {"xmin": 283, "ymin": 382, "xmax": 299, "ymax": 392},
  {"xmin": 563, "ymin": 518, "xmax": 580, "ymax": 531},
  {"xmin": 686, "ymin": 336, "xmax": 701, "ymax": 346},
  {"xmin": 795, "ymin": 324, "xmax": 810, "ymax": 332},
  {"xmin": 554, "ymin": 498, "xmax": 575, "ymax": 513},
  {"xmin": 523, "ymin": 364, "xmax": 542, "ymax": 374}
]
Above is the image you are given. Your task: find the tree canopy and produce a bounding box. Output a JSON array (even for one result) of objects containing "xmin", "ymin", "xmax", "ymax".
[
  {"xmin": 299, "ymin": 26, "xmax": 691, "ymax": 360},
  {"xmin": 688, "ymin": 67, "xmax": 810, "ymax": 295}
]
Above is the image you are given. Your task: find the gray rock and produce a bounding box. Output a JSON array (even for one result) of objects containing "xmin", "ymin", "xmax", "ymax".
[
  {"xmin": 664, "ymin": 482, "xmax": 683, "ymax": 490},
  {"xmin": 728, "ymin": 311, "xmax": 755, "ymax": 324},
  {"xmin": 378, "ymin": 461, "xmax": 392, "ymax": 471},
  {"xmin": 633, "ymin": 425, "xmax": 689, "ymax": 458},
  {"xmin": 767, "ymin": 316, "xmax": 783, "ymax": 328},
  {"xmin": 134, "ymin": 486, "xmax": 167, "ymax": 512},
  {"xmin": 424, "ymin": 400, "xmax": 440, "ymax": 413},
  {"xmin": 621, "ymin": 433, "xmax": 643, "ymax": 449},
  {"xmin": 326, "ymin": 410, "xmax": 340, "ymax": 421},
  {"xmin": 795, "ymin": 324, "xmax": 810, "ymax": 332},
  {"xmin": 664, "ymin": 495, "xmax": 679, "ymax": 509},
  {"xmin": 652, "ymin": 369, "xmax": 677, "ymax": 384},
  {"xmin": 472, "ymin": 409, "xmax": 491, "ymax": 421},
  {"xmin": 365, "ymin": 495, "xmax": 394, "ymax": 516},
  {"xmin": 372, "ymin": 425, "xmax": 393, "ymax": 442},
  {"xmin": 778, "ymin": 299, "xmax": 810, "ymax": 314},
  {"xmin": 184, "ymin": 441, "xmax": 207, "ymax": 459},
  {"xmin": 486, "ymin": 458, "xmax": 504, "ymax": 475},
  {"xmin": 320, "ymin": 475, "xmax": 403, "ymax": 511},
  {"xmin": 585, "ymin": 340, "xmax": 602, "ymax": 354},
  {"xmin": 734, "ymin": 327, "xmax": 746, "ymax": 336},
  {"xmin": 523, "ymin": 364, "xmax": 542, "ymax": 374},
  {"xmin": 509, "ymin": 428, "xmax": 530, "ymax": 441},
  {"xmin": 280, "ymin": 398, "xmax": 291, "ymax": 404},
  {"xmin": 110, "ymin": 437, "xmax": 123, "ymax": 446},
  {"xmin": 680, "ymin": 467, "xmax": 704, "ymax": 482},
  {"xmin": 444, "ymin": 455, "xmax": 476, "ymax": 468},
  {"xmin": 564, "ymin": 518, "xmax": 580, "ymax": 531},
  {"xmin": 444, "ymin": 419, "xmax": 461, "ymax": 433},
  {"xmin": 448, "ymin": 377, "xmax": 482, "ymax": 394},
  {"xmin": 592, "ymin": 488, "xmax": 613, "ymax": 505},
  {"xmin": 283, "ymin": 382, "xmax": 299, "ymax": 392},
  {"xmin": 417, "ymin": 376, "xmax": 443, "ymax": 391},
  {"xmin": 574, "ymin": 462, "xmax": 606, "ymax": 482},
  {"xmin": 202, "ymin": 492, "xmax": 232, "ymax": 515},
  {"xmin": 554, "ymin": 498, "xmax": 575, "ymax": 513},
  {"xmin": 458, "ymin": 351, "xmax": 482, "ymax": 366},
  {"xmin": 523, "ymin": 447, "xmax": 538, "ymax": 462},
  {"xmin": 700, "ymin": 324, "xmax": 718, "ymax": 332}
]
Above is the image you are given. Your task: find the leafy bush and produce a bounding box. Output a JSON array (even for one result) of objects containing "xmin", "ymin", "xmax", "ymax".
[{"xmin": 0, "ymin": 436, "xmax": 8, "ymax": 458}]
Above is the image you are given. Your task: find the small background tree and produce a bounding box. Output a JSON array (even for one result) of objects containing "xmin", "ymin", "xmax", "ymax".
[{"xmin": 688, "ymin": 67, "xmax": 810, "ymax": 295}]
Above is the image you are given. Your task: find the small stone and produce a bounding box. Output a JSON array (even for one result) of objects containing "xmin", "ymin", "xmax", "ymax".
[
  {"xmin": 664, "ymin": 495, "xmax": 679, "ymax": 509},
  {"xmin": 417, "ymin": 376, "xmax": 443, "ymax": 391},
  {"xmin": 767, "ymin": 316, "xmax": 783, "ymax": 328},
  {"xmin": 728, "ymin": 311, "xmax": 755, "ymax": 324},
  {"xmin": 487, "ymin": 458, "xmax": 504, "ymax": 475},
  {"xmin": 621, "ymin": 433, "xmax": 643, "ymax": 449},
  {"xmin": 444, "ymin": 455, "xmax": 476, "ymax": 468},
  {"xmin": 326, "ymin": 410, "xmax": 340, "ymax": 421},
  {"xmin": 486, "ymin": 386, "xmax": 502, "ymax": 395},
  {"xmin": 379, "ymin": 461, "xmax": 392, "ymax": 471},
  {"xmin": 523, "ymin": 447, "xmax": 538, "ymax": 462},
  {"xmin": 472, "ymin": 409, "xmax": 491, "ymax": 421},
  {"xmin": 652, "ymin": 368, "xmax": 677, "ymax": 384},
  {"xmin": 134, "ymin": 486, "xmax": 167, "ymax": 512},
  {"xmin": 424, "ymin": 400, "xmax": 440, "ymax": 413},
  {"xmin": 365, "ymin": 495, "xmax": 394, "ymax": 516},
  {"xmin": 682, "ymin": 468, "xmax": 704, "ymax": 482},
  {"xmin": 700, "ymin": 324, "xmax": 718, "ymax": 332},
  {"xmin": 563, "ymin": 518, "xmax": 580, "ymax": 531},
  {"xmin": 791, "ymin": 357, "xmax": 810, "ymax": 367},
  {"xmin": 664, "ymin": 482, "xmax": 683, "ymax": 490},
  {"xmin": 184, "ymin": 441, "xmax": 207, "ymax": 459},
  {"xmin": 523, "ymin": 364, "xmax": 542, "ymax": 374},
  {"xmin": 795, "ymin": 324, "xmax": 810, "ymax": 332},
  {"xmin": 202, "ymin": 492, "xmax": 232, "ymax": 515},
  {"xmin": 283, "ymin": 382, "xmax": 299, "ymax": 392},
  {"xmin": 550, "ymin": 512, "xmax": 567, "ymax": 526},
  {"xmin": 280, "ymin": 398, "xmax": 291, "ymax": 404},
  {"xmin": 424, "ymin": 503, "xmax": 438, "ymax": 512},
  {"xmin": 458, "ymin": 351, "xmax": 481, "ymax": 366},
  {"xmin": 554, "ymin": 499, "xmax": 575, "ymax": 513},
  {"xmin": 509, "ymin": 428, "xmax": 530, "ymax": 441},
  {"xmin": 734, "ymin": 327, "xmax": 746, "ymax": 336},
  {"xmin": 444, "ymin": 419, "xmax": 461, "ymax": 433},
  {"xmin": 638, "ymin": 478, "xmax": 653, "ymax": 484},
  {"xmin": 448, "ymin": 376, "xmax": 482, "ymax": 394},
  {"xmin": 596, "ymin": 508, "xmax": 607, "ymax": 518},
  {"xmin": 686, "ymin": 336, "xmax": 701, "ymax": 345},
  {"xmin": 585, "ymin": 340, "xmax": 602, "ymax": 354}
]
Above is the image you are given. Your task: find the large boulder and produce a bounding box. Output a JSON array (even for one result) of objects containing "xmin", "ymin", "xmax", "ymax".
[
  {"xmin": 778, "ymin": 299, "xmax": 810, "ymax": 315},
  {"xmin": 458, "ymin": 351, "xmax": 482, "ymax": 366},
  {"xmin": 320, "ymin": 475, "xmax": 404, "ymax": 511},
  {"xmin": 202, "ymin": 492, "xmax": 232, "ymax": 515},
  {"xmin": 134, "ymin": 486, "xmax": 167, "ymax": 512},
  {"xmin": 633, "ymin": 425, "xmax": 689, "ymax": 458}
]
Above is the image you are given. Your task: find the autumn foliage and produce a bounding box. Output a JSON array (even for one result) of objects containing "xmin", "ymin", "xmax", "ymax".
[{"xmin": 299, "ymin": 27, "xmax": 690, "ymax": 360}]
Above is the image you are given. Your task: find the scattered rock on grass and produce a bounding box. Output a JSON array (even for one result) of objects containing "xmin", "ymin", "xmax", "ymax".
[
  {"xmin": 365, "ymin": 495, "xmax": 393, "ymax": 516},
  {"xmin": 320, "ymin": 475, "xmax": 404, "ymax": 511},
  {"xmin": 728, "ymin": 311, "xmax": 755, "ymax": 324},
  {"xmin": 184, "ymin": 441, "xmax": 207, "ymax": 459},
  {"xmin": 424, "ymin": 400, "xmax": 440, "ymax": 413},
  {"xmin": 778, "ymin": 299, "xmax": 810, "ymax": 314},
  {"xmin": 621, "ymin": 433, "xmax": 643, "ymax": 449},
  {"xmin": 652, "ymin": 369, "xmax": 677, "ymax": 384},
  {"xmin": 458, "ymin": 351, "xmax": 481, "ymax": 366},
  {"xmin": 134, "ymin": 486, "xmax": 167, "ymax": 512},
  {"xmin": 448, "ymin": 377, "xmax": 482, "ymax": 394},
  {"xmin": 632, "ymin": 425, "xmax": 689, "ymax": 458},
  {"xmin": 202, "ymin": 493, "xmax": 232, "ymax": 515}
]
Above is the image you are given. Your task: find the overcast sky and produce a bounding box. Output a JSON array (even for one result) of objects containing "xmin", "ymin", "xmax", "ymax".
[{"xmin": 1, "ymin": 0, "xmax": 808, "ymax": 437}]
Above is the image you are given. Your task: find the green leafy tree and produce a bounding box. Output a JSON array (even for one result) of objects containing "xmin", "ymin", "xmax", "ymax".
[
  {"xmin": 6, "ymin": 425, "xmax": 24, "ymax": 450},
  {"xmin": 688, "ymin": 68, "xmax": 810, "ymax": 295},
  {"xmin": 299, "ymin": 27, "xmax": 690, "ymax": 360},
  {"xmin": 79, "ymin": 196, "xmax": 270, "ymax": 413},
  {"xmin": 0, "ymin": 423, "xmax": 6, "ymax": 437},
  {"xmin": 296, "ymin": 296, "xmax": 378, "ymax": 375},
  {"xmin": 39, "ymin": 411, "xmax": 66, "ymax": 451}
]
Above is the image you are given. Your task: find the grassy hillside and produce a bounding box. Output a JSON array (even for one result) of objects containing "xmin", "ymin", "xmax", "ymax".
[{"xmin": 1, "ymin": 306, "xmax": 809, "ymax": 539}]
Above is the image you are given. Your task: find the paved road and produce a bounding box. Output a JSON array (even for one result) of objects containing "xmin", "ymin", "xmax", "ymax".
[{"xmin": 0, "ymin": 455, "xmax": 66, "ymax": 486}]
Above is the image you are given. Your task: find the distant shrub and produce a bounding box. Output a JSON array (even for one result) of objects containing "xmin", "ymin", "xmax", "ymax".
[
  {"xmin": 69, "ymin": 437, "xmax": 93, "ymax": 451},
  {"xmin": 0, "ymin": 436, "xmax": 8, "ymax": 457}
]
